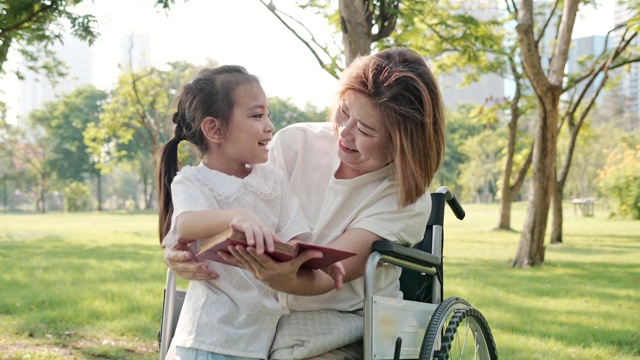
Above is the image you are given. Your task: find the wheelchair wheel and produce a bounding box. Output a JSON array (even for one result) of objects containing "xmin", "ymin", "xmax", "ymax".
[{"xmin": 419, "ymin": 297, "xmax": 498, "ymax": 360}]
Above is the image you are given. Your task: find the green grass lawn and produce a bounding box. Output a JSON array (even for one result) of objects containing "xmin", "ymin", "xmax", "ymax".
[{"xmin": 0, "ymin": 203, "xmax": 638, "ymax": 359}]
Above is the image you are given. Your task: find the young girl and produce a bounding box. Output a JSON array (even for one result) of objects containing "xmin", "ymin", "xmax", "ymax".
[{"xmin": 156, "ymin": 65, "xmax": 329, "ymax": 360}]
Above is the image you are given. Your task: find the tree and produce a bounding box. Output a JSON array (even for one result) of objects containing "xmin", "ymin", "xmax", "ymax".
[
  {"xmin": 29, "ymin": 85, "xmax": 107, "ymax": 209},
  {"xmin": 269, "ymin": 97, "xmax": 327, "ymax": 132},
  {"xmin": 0, "ymin": 0, "xmax": 98, "ymax": 76},
  {"xmin": 17, "ymin": 126, "xmax": 54, "ymax": 213},
  {"xmin": 597, "ymin": 141, "xmax": 640, "ymax": 219},
  {"xmin": 434, "ymin": 104, "xmax": 490, "ymax": 195},
  {"xmin": 507, "ymin": 0, "xmax": 579, "ymax": 267},
  {"xmin": 550, "ymin": 17, "xmax": 640, "ymax": 243},
  {"xmin": 458, "ymin": 128, "xmax": 504, "ymax": 203},
  {"xmin": 509, "ymin": 0, "xmax": 640, "ymax": 264},
  {"xmin": 0, "ymin": 117, "xmax": 20, "ymax": 210},
  {"xmin": 494, "ymin": 53, "xmax": 535, "ymax": 231},
  {"xmin": 84, "ymin": 61, "xmax": 201, "ymax": 209},
  {"xmin": 561, "ymin": 122, "xmax": 610, "ymax": 203}
]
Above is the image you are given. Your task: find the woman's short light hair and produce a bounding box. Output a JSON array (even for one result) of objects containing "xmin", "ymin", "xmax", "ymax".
[{"xmin": 334, "ymin": 47, "xmax": 445, "ymax": 207}]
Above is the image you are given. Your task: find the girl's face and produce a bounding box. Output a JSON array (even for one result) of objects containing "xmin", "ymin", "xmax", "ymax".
[
  {"xmin": 333, "ymin": 90, "xmax": 393, "ymax": 179},
  {"xmin": 219, "ymin": 83, "xmax": 273, "ymax": 176}
]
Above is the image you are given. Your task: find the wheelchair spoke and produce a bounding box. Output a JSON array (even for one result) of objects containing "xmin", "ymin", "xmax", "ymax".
[{"xmin": 422, "ymin": 301, "xmax": 498, "ymax": 360}]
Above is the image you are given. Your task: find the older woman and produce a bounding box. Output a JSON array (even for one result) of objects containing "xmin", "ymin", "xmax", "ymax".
[{"xmin": 164, "ymin": 47, "xmax": 445, "ymax": 359}]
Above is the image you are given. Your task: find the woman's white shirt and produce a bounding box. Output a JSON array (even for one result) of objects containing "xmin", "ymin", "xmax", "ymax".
[{"xmin": 268, "ymin": 122, "xmax": 431, "ymax": 311}]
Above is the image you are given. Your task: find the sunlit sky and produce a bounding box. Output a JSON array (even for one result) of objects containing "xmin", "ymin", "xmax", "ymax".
[
  {"xmin": 1, "ymin": 0, "xmax": 614, "ymax": 124},
  {"xmin": 78, "ymin": 0, "xmax": 339, "ymax": 107}
]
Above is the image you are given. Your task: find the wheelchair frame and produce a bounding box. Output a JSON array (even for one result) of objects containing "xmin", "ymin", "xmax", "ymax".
[
  {"xmin": 159, "ymin": 186, "xmax": 498, "ymax": 360},
  {"xmin": 363, "ymin": 186, "xmax": 497, "ymax": 359}
]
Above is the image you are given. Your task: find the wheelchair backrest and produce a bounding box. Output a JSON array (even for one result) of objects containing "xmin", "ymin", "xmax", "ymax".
[{"xmin": 399, "ymin": 192, "xmax": 447, "ymax": 303}]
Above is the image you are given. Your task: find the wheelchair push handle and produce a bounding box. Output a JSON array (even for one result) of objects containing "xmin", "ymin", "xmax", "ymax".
[{"xmin": 435, "ymin": 186, "xmax": 465, "ymax": 220}]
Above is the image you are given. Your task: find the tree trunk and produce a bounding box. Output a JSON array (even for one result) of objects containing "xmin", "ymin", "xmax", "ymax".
[
  {"xmin": 144, "ymin": 179, "xmax": 152, "ymax": 210},
  {"xmin": 40, "ymin": 175, "xmax": 47, "ymax": 214},
  {"xmin": 2, "ymin": 174, "xmax": 7, "ymax": 211},
  {"xmin": 496, "ymin": 85, "xmax": 533, "ymax": 231},
  {"xmin": 496, "ymin": 16, "xmax": 529, "ymax": 231},
  {"xmin": 512, "ymin": 97, "xmax": 557, "ymax": 267},
  {"xmin": 497, "ymin": 195, "xmax": 513, "ymax": 230},
  {"xmin": 511, "ymin": 0, "xmax": 578, "ymax": 267},
  {"xmin": 497, "ymin": 116, "xmax": 516, "ymax": 230},
  {"xmin": 550, "ymin": 176, "xmax": 563, "ymax": 244},
  {"xmin": 339, "ymin": 0, "xmax": 372, "ymax": 65},
  {"xmin": 96, "ymin": 172, "xmax": 103, "ymax": 211}
]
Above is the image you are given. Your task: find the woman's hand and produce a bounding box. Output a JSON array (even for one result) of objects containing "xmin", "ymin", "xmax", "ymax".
[
  {"xmin": 164, "ymin": 242, "xmax": 219, "ymax": 280},
  {"xmin": 219, "ymin": 245, "xmax": 343, "ymax": 294},
  {"xmin": 322, "ymin": 262, "xmax": 345, "ymax": 290}
]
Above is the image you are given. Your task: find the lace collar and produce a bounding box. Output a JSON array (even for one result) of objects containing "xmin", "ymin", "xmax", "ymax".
[{"xmin": 178, "ymin": 162, "xmax": 278, "ymax": 202}]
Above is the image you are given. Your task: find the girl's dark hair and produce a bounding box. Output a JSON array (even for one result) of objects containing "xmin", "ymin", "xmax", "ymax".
[{"xmin": 155, "ymin": 65, "xmax": 260, "ymax": 243}]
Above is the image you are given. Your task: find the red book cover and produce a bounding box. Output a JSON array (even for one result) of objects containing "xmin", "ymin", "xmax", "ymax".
[{"xmin": 194, "ymin": 228, "xmax": 356, "ymax": 269}]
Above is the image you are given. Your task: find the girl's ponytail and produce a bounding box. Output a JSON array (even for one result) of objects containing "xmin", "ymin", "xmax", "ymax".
[{"xmin": 156, "ymin": 109, "xmax": 186, "ymax": 244}]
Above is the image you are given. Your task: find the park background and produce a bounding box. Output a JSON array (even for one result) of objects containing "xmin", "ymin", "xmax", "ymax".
[{"xmin": 1, "ymin": 0, "xmax": 639, "ymax": 359}]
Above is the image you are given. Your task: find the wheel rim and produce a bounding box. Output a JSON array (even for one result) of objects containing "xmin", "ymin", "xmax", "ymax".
[
  {"xmin": 420, "ymin": 297, "xmax": 471, "ymax": 360},
  {"xmin": 447, "ymin": 314, "xmax": 492, "ymax": 359},
  {"xmin": 437, "ymin": 307, "xmax": 498, "ymax": 360}
]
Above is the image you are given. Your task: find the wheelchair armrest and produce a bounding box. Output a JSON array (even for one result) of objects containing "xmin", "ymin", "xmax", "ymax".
[{"xmin": 372, "ymin": 239, "xmax": 441, "ymax": 268}]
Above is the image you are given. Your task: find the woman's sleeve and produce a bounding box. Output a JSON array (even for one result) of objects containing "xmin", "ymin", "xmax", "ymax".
[{"xmin": 351, "ymin": 192, "xmax": 431, "ymax": 246}]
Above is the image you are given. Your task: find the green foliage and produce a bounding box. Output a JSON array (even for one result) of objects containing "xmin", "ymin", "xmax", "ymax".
[
  {"xmin": 29, "ymin": 85, "xmax": 107, "ymax": 182},
  {"xmin": 84, "ymin": 61, "xmax": 200, "ymax": 173},
  {"xmin": 560, "ymin": 121, "xmax": 609, "ymax": 199},
  {"xmin": 0, "ymin": 118, "xmax": 20, "ymax": 176},
  {"xmin": 282, "ymin": 1, "xmax": 506, "ymax": 79},
  {"xmin": 382, "ymin": 0, "xmax": 507, "ymax": 84},
  {"xmin": 13, "ymin": 125, "xmax": 56, "ymax": 213},
  {"xmin": 269, "ymin": 97, "xmax": 328, "ymax": 132},
  {"xmin": 597, "ymin": 142, "xmax": 640, "ymax": 219},
  {"xmin": 83, "ymin": 62, "xmax": 200, "ymax": 208},
  {"xmin": 458, "ymin": 128, "xmax": 504, "ymax": 202},
  {"xmin": 434, "ymin": 105, "xmax": 486, "ymax": 193},
  {"xmin": 0, "ymin": 119, "xmax": 26, "ymax": 210},
  {"xmin": 0, "ymin": 0, "xmax": 98, "ymax": 77},
  {"xmin": 63, "ymin": 181, "xmax": 90, "ymax": 212}
]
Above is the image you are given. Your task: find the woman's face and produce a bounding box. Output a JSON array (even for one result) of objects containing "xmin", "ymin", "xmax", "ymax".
[{"xmin": 333, "ymin": 90, "xmax": 393, "ymax": 178}]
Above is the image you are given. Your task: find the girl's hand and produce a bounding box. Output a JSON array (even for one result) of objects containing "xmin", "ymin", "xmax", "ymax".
[
  {"xmin": 229, "ymin": 210, "xmax": 283, "ymax": 255},
  {"xmin": 164, "ymin": 242, "xmax": 219, "ymax": 280}
]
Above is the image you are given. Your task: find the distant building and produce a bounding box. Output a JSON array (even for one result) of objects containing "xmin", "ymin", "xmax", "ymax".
[
  {"xmin": 437, "ymin": 0, "xmax": 505, "ymax": 108},
  {"xmin": 439, "ymin": 71, "xmax": 505, "ymax": 109},
  {"xmin": 566, "ymin": 35, "xmax": 609, "ymax": 101},
  {"xmin": 119, "ymin": 33, "xmax": 151, "ymax": 73},
  {"xmin": 19, "ymin": 36, "xmax": 93, "ymax": 118},
  {"xmin": 613, "ymin": 3, "xmax": 640, "ymax": 115}
]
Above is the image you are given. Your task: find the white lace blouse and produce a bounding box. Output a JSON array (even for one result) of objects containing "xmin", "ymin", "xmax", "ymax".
[{"xmin": 163, "ymin": 162, "xmax": 310, "ymax": 359}]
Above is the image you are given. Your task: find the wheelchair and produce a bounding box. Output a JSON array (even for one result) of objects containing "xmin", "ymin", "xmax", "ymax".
[{"xmin": 159, "ymin": 186, "xmax": 498, "ymax": 360}]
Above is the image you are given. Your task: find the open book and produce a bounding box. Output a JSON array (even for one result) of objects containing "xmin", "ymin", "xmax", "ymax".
[{"xmin": 191, "ymin": 228, "xmax": 357, "ymax": 269}]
